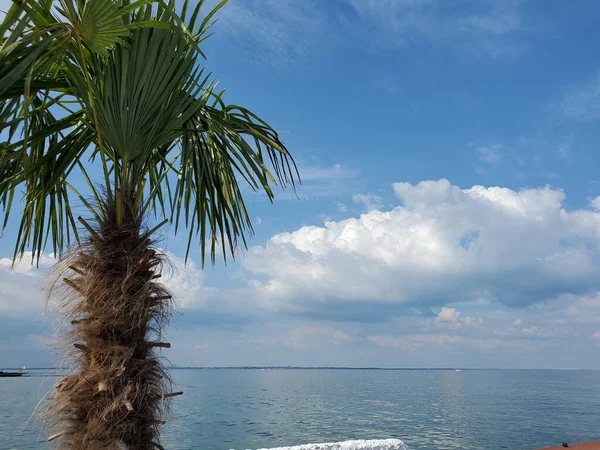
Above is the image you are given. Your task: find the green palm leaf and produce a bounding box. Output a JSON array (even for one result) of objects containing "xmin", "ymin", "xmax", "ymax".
[
  {"xmin": 0, "ymin": 0, "xmax": 298, "ymax": 264},
  {"xmin": 76, "ymin": 0, "xmax": 129, "ymax": 56}
]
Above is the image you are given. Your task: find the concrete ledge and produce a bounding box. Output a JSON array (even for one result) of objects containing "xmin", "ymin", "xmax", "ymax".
[{"xmin": 257, "ymin": 439, "xmax": 408, "ymax": 450}]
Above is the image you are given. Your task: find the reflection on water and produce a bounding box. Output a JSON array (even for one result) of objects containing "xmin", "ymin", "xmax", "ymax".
[{"xmin": 1, "ymin": 369, "xmax": 599, "ymax": 449}]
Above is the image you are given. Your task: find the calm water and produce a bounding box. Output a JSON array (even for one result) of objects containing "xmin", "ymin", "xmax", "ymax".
[{"xmin": 1, "ymin": 368, "xmax": 600, "ymax": 449}]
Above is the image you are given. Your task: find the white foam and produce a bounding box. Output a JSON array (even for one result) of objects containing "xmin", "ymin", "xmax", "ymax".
[{"xmin": 256, "ymin": 439, "xmax": 408, "ymax": 450}]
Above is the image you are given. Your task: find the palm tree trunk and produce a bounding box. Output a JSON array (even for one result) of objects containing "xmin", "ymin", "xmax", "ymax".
[{"xmin": 47, "ymin": 193, "xmax": 173, "ymax": 450}]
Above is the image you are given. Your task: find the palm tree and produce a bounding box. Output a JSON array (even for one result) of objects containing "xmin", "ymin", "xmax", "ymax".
[{"xmin": 0, "ymin": 0, "xmax": 297, "ymax": 448}]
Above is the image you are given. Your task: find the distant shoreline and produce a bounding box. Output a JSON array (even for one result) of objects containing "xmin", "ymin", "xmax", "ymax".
[{"xmin": 3, "ymin": 366, "xmax": 596, "ymax": 371}]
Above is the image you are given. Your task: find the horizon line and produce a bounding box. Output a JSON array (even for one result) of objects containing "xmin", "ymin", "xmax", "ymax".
[{"xmin": 3, "ymin": 366, "xmax": 597, "ymax": 371}]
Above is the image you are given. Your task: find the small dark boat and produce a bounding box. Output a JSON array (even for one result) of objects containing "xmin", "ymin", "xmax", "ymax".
[{"xmin": 0, "ymin": 370, "xmax": 24, "ymax": 377}]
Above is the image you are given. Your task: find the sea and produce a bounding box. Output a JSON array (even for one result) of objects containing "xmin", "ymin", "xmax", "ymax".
[{"xmin": 1, "ymin": 368, "xmax": 599, "ymax": 450}]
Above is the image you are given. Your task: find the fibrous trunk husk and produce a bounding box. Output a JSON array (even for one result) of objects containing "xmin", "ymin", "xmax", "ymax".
[{"xmin": 46, "ymin": 195, "xmax": 173, "ymax": 449}]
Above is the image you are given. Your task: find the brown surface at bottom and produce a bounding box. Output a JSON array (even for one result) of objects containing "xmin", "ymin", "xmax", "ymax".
[{"xmin": 538, "ymin": 443, "xmax": 600, "ymax": 449}]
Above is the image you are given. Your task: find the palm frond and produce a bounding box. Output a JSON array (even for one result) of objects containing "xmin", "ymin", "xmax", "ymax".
[
  {"xmin": 0, "ymin": 0, "xmax": 299, "ymax": 266},
  {"xmin": 1, "ymin": 104, "xmax": 92, "ymax": 263},
  {"xmin": 169, "ymin": 97, "xmax": 298, "ymax": 265},
  {"xmin": 76, "ymin": 0, "xmax": 130, "ymax": 56},
  {"xmin": 86, "ymin": 25, "xmax": 201, "ymax": 164}
]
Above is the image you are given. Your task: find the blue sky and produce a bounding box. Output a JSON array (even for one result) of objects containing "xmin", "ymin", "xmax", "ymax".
[{"xmin": 2, "ymin": 0, "xmax": 600, "ymax": 369}]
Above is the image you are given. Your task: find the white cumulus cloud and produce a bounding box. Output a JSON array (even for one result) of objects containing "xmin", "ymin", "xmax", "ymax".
[
  {"xmin": 243, "ymin": 179, "xmax": 600, "ymax": 320},
  {"xmin": 0, "ymin": 253, "xmax": 55, "ymax": 317},
  {"xmin": 162, "ymin": 252, "xmax": 217, "ymax": 310},
  {"xmin": 434, "ymin": 307, "xmax": 483, "ymax": 329}
]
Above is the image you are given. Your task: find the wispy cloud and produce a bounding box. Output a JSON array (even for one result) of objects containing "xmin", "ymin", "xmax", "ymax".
[
  {"xmin": 208, "ymin": 0, "xmax": 325, "ymax": 66},
  {"xmin": 336, "ymin": 202, "xmax": 348, "ymax": 213},
  {"xmin": 344, "ymin": 0, "xmax": 527, "ymax": 58},
  {"xmin": 470, "ymin": 136, "xmax": 569, "ymax": 180},
  {"xmin": 474, "ymin": 144, "xmax": 504, "ymax": 173},
  {"xmin": 209, "ymin": 0, "xmax": 530, "ymax": 65},
  {"xmin": 476, "ymin": 144, "xmax": 503, "ymax": 165},
  {"xmin": 560, "ymin": 71, "xmax": 600, "ymax": 122},
  {"xmin": 557, "ymin": 142, "xmax": 573, "ymax": 161},
  {"xmin": 367, "ymin": 333, "xmax": 522, "ymax": 351},
  {"xmin": 287, "ymin": 162, "xmax": 359, "ymax": 200},
  {"xmin": 352, "ymin": 193, "xmax": 384, "ymax": 212}
]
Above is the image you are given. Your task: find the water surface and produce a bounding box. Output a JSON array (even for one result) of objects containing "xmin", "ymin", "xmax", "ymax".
[{"xmin": 1, "ymin": 368, "xmax": 599, "ymax": 449}]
